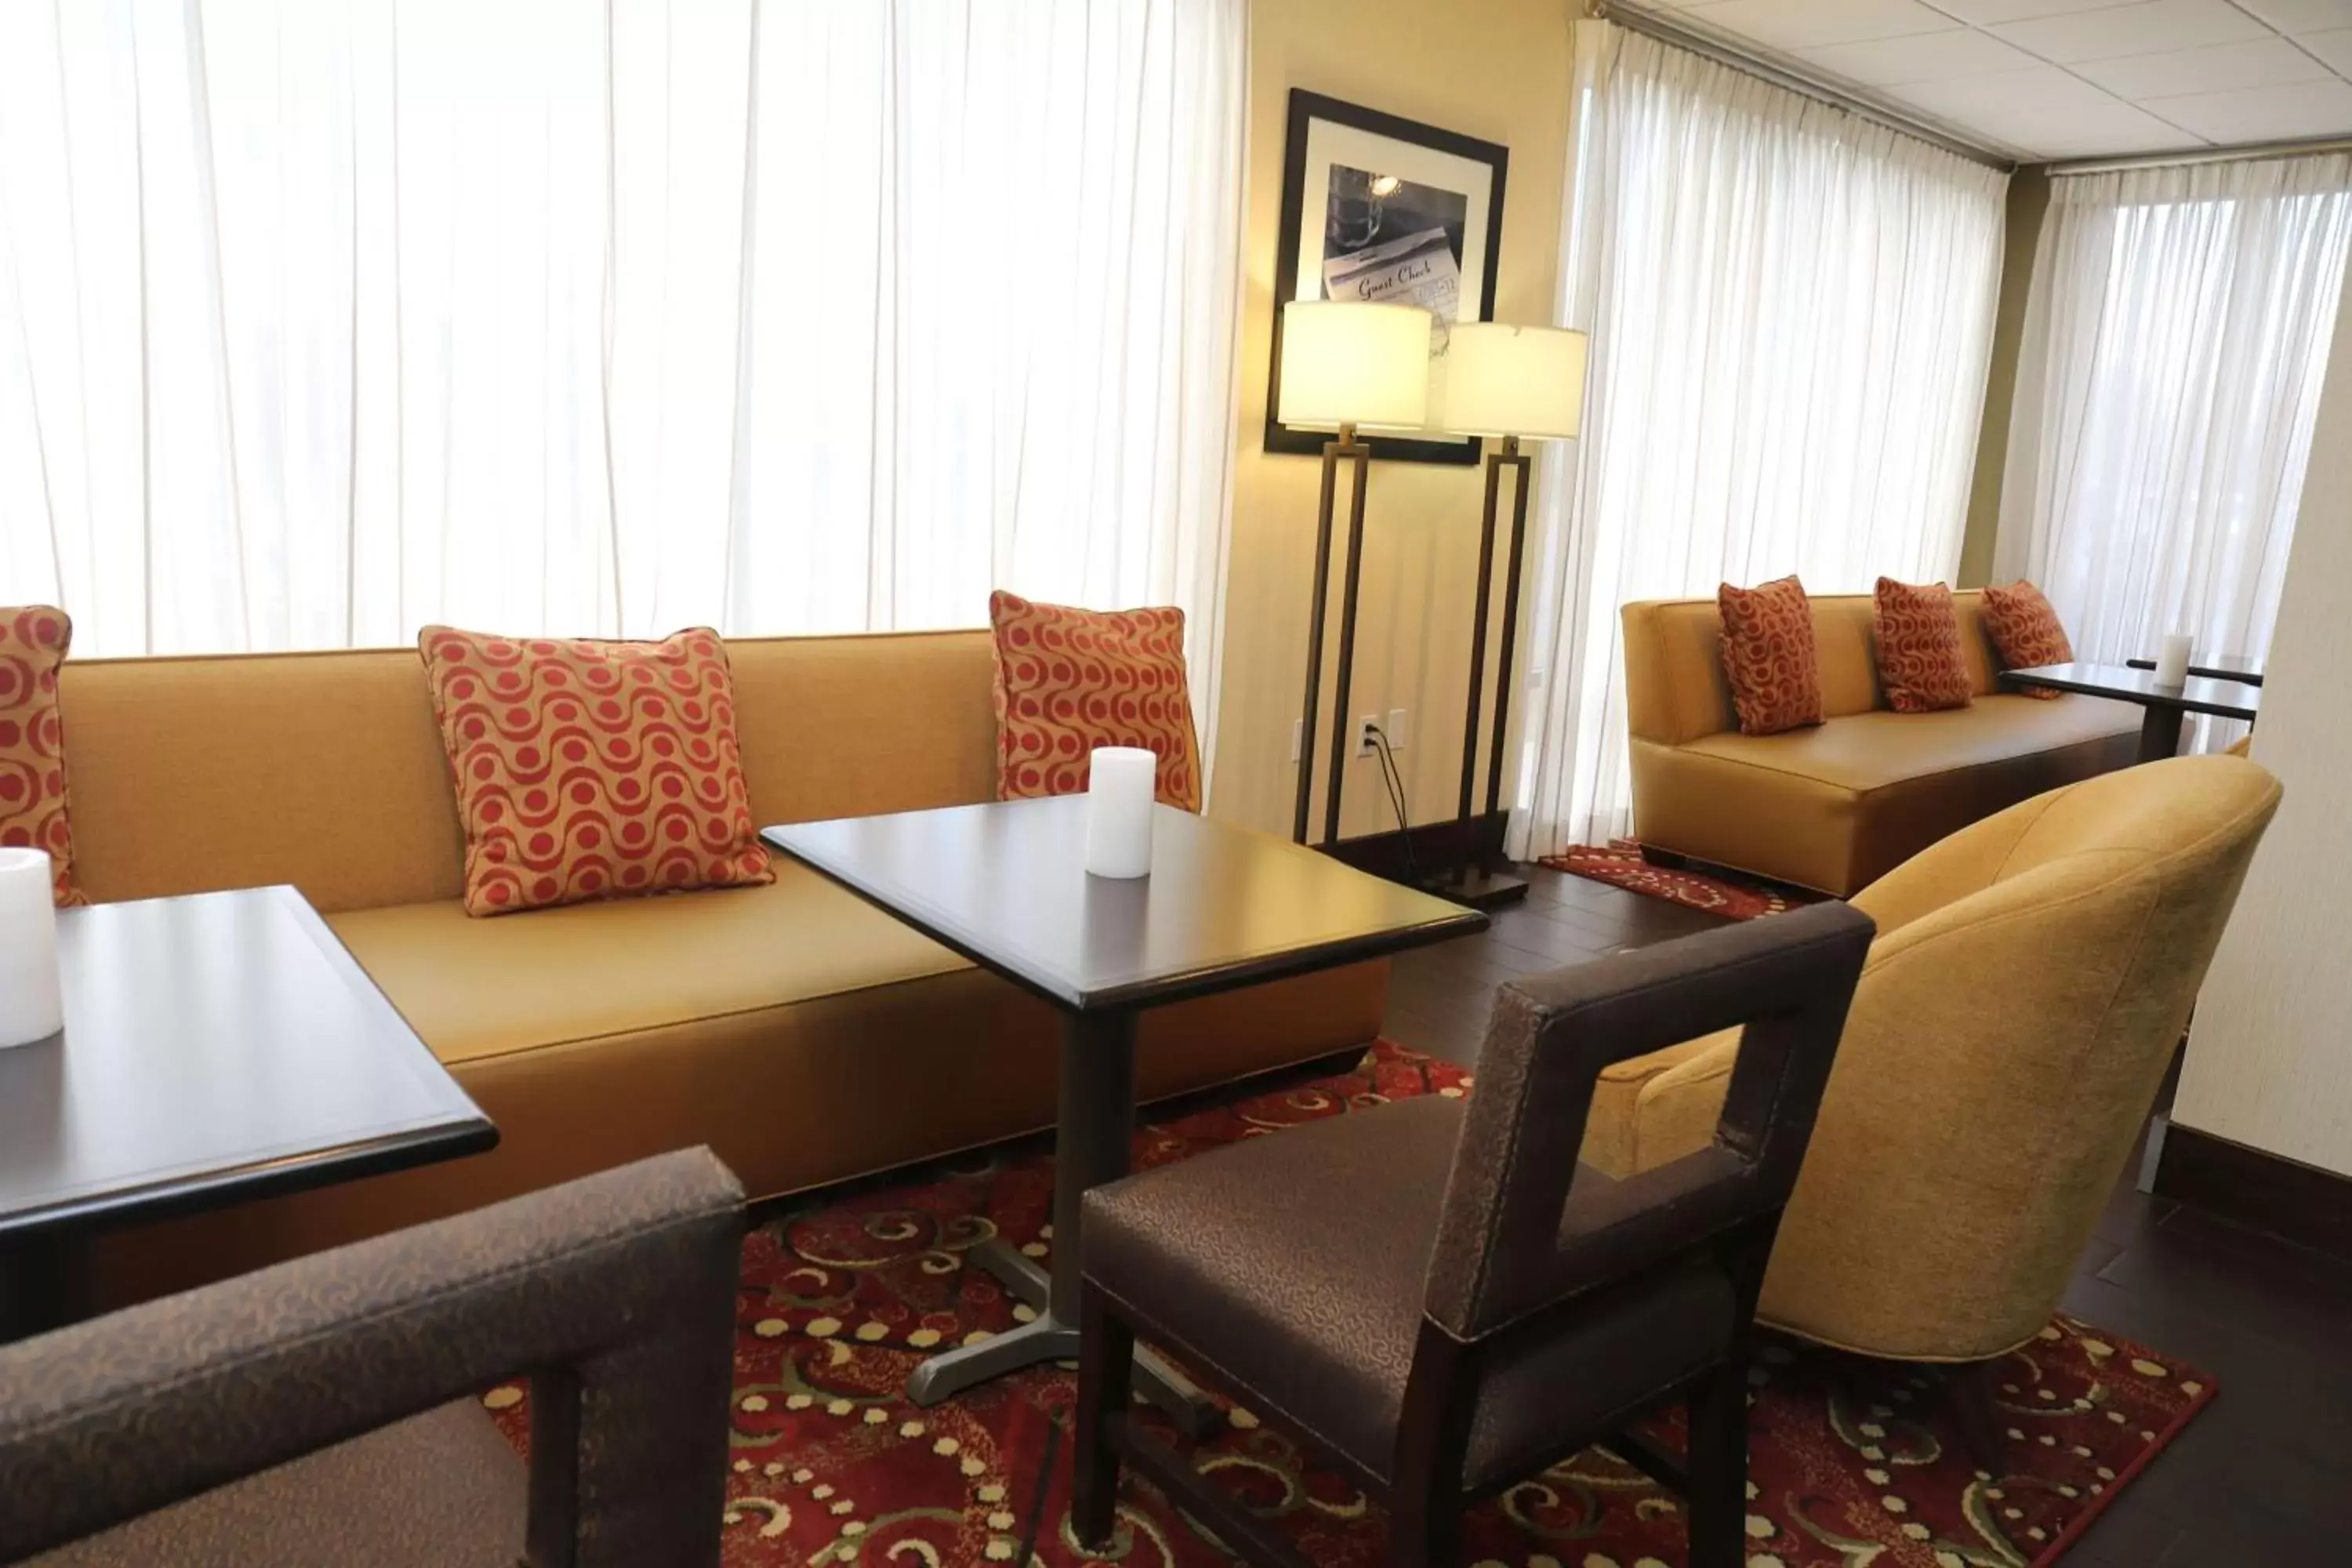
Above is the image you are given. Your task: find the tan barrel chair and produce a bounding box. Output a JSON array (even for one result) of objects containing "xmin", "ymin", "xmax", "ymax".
[{"xmin": 1581, "ymin": 754, "xmax": 2281, "ymax": 1369}]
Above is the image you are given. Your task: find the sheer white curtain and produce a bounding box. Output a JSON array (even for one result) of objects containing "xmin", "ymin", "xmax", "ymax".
[
  {"xmin": 0, "ymin": 0, "xmax": 1245, "ymax": 742},
  {"xmin": 1995, "ymin": 154, "xmax": 2352, "ymax": 717},
  {"xmin": 1506, "ymin": 21, "xmax": 2006, "ymax": 858}
]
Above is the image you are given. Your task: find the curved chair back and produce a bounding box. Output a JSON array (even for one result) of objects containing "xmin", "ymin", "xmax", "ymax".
[{"xmin": 1757, "ymin": 754, "xmax": 2281, "ymax": 1359}]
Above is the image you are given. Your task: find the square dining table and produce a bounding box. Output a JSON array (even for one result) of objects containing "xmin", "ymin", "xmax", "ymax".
[
  {"xmin": 764, "ymin": 795, "xmax": 1486, "ymax": 1427},
  {"xmin": 0, "ymin": 886, "xmax": 495, "ymax": 1341}
]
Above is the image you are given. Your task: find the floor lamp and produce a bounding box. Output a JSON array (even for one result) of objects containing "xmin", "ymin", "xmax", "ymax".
[
  {"xmin": 1428, "ymin": 322, "xmax": 1587, "ymax": 903},
  {"xmin": 1275, "ymin": 300, "xmax": 1433, "ymax": 846}
]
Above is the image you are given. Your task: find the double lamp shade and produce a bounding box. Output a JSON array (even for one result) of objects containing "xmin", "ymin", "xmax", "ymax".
[{"xmin": 1276, "ymin": 299, "xmax": 1586, "ymax": 444}]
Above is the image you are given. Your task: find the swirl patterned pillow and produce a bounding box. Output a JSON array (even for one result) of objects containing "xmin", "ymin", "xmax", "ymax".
[
  {"xmin": 989, "ymin": 590, "xmax": 1201, "ymax": 811},
  {"xmin": 1718, "ymin": 575, "xmax": 1824, "ymax": 736},
  {"xmin": 0, "ymin": 604, "xmax": 82, "ymax": 906},
  {"xmin": 1980, "ymin": 580, "xmax": 2073, "ymax": 700},
  {"xmin": 417, "ymin": 626, "xmax": 772, "ymax": 916},
  {"xmin": 1871, "ymin": 578, "xmax": 1975, "ymax": 713}
]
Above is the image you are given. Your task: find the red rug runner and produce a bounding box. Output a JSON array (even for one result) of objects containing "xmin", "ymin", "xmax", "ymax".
[
  {"xmin": 488, "ymin": 1044, "xmax": 2211, "ymax": 1566},
  {"xmin": 1541, "ymin": 839, "xmax": 1813, "ymax": 920}
]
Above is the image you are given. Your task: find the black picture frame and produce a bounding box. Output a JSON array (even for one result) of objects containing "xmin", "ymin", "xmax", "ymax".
[{"xmin": 1265, "ymin": 90, "xmax": 1509, "ymax": 466}]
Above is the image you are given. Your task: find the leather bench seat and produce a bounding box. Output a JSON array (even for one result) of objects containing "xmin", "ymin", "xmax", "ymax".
[
  {"xmin": 60, "ymin": 633, "xmax": 1389, "ymax": 1305},
  {"xmin": 1622, "ymin": 592, "xmax": 2143, "ymax": 895}
]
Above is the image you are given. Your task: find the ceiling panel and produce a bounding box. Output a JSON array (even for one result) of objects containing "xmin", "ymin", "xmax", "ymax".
[
  {"xmin": 2145, "ymin": 74, "xmax": 2352, "ymax": 138},
  {"xmin": 2299, "ymin": 25, "xmax": 2352, "ymax": 70},
  {"xmin": 1795, "ymin": 27, "xmax": 2045, "ymax": 82},
  {"xmin": 2073, "ymin": 37, "xmax": 2336, "ymax": 96},
  {"xmin": 1986, "ymin": 0, "xmax": 2270, "ymax": 65},
  {"xmin": 1679, "ymin": 0, "xmax": 1956, "ymax": 49},
  {"xmin": 1926, "ymin": 0, "xmax": 2135, "ymax": 22},
  {"xmin": 1624, "ymin": 0, "xmax": 2352, "ymax": 158},
  {"xmin": 2232, "ymin": 0, "xmax": 2352, "ymax": 31}
]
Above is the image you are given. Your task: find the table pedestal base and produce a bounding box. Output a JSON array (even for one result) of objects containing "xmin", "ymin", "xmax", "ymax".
[
  {"xmin": 905, "ymin": 1234, "xmax": 1214, "ymax": 1434},
  {"xmin": 900, "ymin": 1008, "xmax": 1216, "ymax": 1436}
]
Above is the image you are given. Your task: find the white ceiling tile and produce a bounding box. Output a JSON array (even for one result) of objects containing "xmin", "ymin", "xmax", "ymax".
[
  {"xmin": 1895, "ymin": 91, "xmax": 2207, "ymax": 154},
  {"xmin": 2143, "ymin": 75, "xmax": 2352, "ymax": 139},
  {"xmin": 2297, "ymin": 26, "xmax": 2352, "ymax": 71},
  {"xmin": 1988, "ymin": 0, "xmax": 2270, "ymax": 64},
  {"xmin": 2230, "ymin": 0, "xmax": 2352, "ymax": 33},
  {"xmin": 1796, "ymin": 27, "xmax": 2044, "ymax": 83},
  {"xmin": 2074, "ymin": 38, "xmax": 2337, "ymax": 97},
  {"xmin": 1891, "ymin": 64, "xmax": 2124, "ymax": 116},
  {"xmin": 1679, "ymin": 0, "xmax": 1955, "ymax": 49},
  {"xmin": 1924, "ymin": 0, "xmax": 2138, "ymax": 22}
]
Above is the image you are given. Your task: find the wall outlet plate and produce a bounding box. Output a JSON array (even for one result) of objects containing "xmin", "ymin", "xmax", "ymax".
[{"xmin": 1356, "ymin": 714, "xmax": 1381, "ymax": 758}]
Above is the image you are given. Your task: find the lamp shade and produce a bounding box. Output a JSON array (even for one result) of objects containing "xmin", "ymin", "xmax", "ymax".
[
  {"xmin": 1439, "ymin": 322, "xmax": 1587, "ymax": 441},
  {"xmin": 1276, "ymin": 300, "xmax": 1432, "ymax": 433}
]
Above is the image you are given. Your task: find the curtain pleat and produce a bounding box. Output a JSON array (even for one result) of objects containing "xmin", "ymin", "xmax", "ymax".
[
  {"xmin": 0, "ymin": 0, "xmax": 1247, "ymax": 784},
  {"xmin": 1505, "ymin": 21, "xmax": 2006, "ymax": 858},
  {"xmin": 1994, "ymin": 153, "xmax": 2352, "ymax": 751}
]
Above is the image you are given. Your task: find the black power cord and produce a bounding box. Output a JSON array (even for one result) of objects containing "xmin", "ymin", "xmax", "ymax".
[{"xmin": 1366, "ymin": 724, "xmax": 1420, "ymax": 883}]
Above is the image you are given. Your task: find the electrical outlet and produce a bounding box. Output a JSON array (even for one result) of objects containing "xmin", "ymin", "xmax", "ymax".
[
  {"xmin": 1355, "ymin": 714, "xmax": 1381, "ymax": 759},
  {"xmin": 1385, "ymin": 707, "xmax": 1408, "ymax": 750},
  {"xmin": 1290, "ymin": 717, "xmax": 1302, "ymax": 764}
]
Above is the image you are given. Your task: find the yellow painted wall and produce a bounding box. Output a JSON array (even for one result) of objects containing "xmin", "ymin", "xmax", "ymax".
[
  {"xmin": 1957, "ymin": 168, "xmax": 2049, "ymax": 589},
  {"xmin": 1210, "ymin": 0, "xmax": 1577, "ymax": 838}
]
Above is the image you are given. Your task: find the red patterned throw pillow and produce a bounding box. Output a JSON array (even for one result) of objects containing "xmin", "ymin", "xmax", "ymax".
[
  {"xmin": 0, "ymin": 605, "xmax": 82, "ymax": 906},
  {"xmin": 1717, "ymin": 575, "xmax": 1824, "ymax": 736},
  {"xmin": 1872, "ymin": 577, "xmax": 1974, "ymax": 713},
  {"xmin": 418, "ymin": 626, "xmax": 771, "ymax": 916},
  {"xmin": 1981, "ymin": 580, "xmax": 2073, "ymax": 700},
  {"xmin": 989, "ymin": 590, "xmax": 1201, "ymax": 811}
]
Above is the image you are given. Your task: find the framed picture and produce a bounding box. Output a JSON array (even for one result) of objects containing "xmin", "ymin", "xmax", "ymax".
[{"xmin": 1265, "ymin": 90, "xmax": 1509, "ymax": 466}]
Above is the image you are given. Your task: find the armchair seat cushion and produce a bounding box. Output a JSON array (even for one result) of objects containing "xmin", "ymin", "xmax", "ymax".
[
  {"xmin": 28, "ymin": 1400, "xmax": 522, "ymax": 1568},
  {"xmin": 1083, "ymin": 1097, "xmax": 1733, "ymax": 1490}
]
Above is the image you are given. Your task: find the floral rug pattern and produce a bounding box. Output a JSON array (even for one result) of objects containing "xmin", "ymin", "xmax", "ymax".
[
  {"xmin": 487, "ymin": 1043, "xmax": 2211, "ymax": 1566},
  {"xmin": 1541, "ymin": 840, "xmax": 1813, "ymax": 921}
]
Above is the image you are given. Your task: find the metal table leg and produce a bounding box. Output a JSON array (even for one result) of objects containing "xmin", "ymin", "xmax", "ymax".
[
  {"xmin": 2138, "ymin": 706, "xmax": 2187, "ymax": 764},
  {"xmin": 903, "ymin": 1008, "xmax": 1215, "ymax": 1435},
  {"xmin": 0, "ymin": 1229, "xmax": 93, "ymax": 1345}
]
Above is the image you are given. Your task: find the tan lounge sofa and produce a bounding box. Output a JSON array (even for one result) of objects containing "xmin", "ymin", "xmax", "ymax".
[
  {"xmin": 60, "ymin": 631, "xmax": 1384, "ymax": 1302},
  {"xmin": 1621, "ymin": 590, "xmax": 2143, "ymax": 895}
]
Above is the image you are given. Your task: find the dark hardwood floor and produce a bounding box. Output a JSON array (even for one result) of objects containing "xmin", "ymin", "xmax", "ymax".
[{"xmin": 1385, "ymin": 863, "xmax": 2352, "ymax": 1565}]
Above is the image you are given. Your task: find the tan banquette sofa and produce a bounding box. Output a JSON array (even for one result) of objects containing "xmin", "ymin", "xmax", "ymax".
[
  {"xmin": 1622, "ymin": 590, "xmax": 2143, "ymax": 895},
  {"xmin": 60, "ymin": 632, "xmax": 1384, "ymax": 1302}
]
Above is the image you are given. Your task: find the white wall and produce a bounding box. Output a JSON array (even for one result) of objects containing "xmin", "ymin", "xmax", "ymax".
[{"xmin": 2174, "ymin": 266, "xmax": 2352, "ymax": 1178}]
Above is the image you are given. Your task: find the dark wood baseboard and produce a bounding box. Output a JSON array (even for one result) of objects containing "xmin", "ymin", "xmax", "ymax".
[{"xmin": 2149, "ymin": 1117, "xmax": 2352, "ymax": 1262}]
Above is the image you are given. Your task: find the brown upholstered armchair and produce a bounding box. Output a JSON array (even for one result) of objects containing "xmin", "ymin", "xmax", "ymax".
[
  {"xmin": 0, "ymin": 1148, "xmax": 744, "ymax": 1568},
  {"xmin": 1071, "ymin": 902, "xmax": 1876, "ymax": 1568}
]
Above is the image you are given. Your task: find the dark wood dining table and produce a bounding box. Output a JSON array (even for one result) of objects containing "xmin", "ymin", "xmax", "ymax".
[
  {"xmin": 0, "ymin": 886, "xmax": 495, "ymax": 1341},
  {"xmin": 2000, "ymin": 661, "xmax": 2261, "ymax": 764},
  {"xmin": 764, "ymin": 795, "xmax": 1485, "ymax": 1428}
]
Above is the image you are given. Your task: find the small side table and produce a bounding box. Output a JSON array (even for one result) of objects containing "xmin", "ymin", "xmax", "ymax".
[
  {"xmin": 766, "ymin": 797, "xmax": 1484, "ymax": 1427},
  {"xmin": 2000, "ymin": 661, "xmax": 2260, "ymax": 765}
]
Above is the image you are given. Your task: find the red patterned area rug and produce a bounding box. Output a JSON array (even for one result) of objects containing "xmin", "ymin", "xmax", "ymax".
[
  {"xmin": 486, "ymin": 1043, "xmax": 2210, "ymax": 1566},
  {"xmin": 1542, "ymin": 840, "xmax": 1812, "ymax": 921}
]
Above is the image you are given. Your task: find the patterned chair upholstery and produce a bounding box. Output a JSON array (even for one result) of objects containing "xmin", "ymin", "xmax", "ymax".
[
  {"xmin": 1068, "ymin": 904, "xmax": 1875, "ymax": 1568},
  {"xmin": 0, "ymin": 1149, "xmax": 744, "ymax": 1567}
]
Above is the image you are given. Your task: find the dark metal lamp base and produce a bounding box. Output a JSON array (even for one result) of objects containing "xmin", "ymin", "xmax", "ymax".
[{"xmin": 1414, "ymin": 865, "xmax": 1530, "ymax": 909}]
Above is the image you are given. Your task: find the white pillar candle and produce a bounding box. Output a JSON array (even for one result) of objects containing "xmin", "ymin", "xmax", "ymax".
[
  {"xmin": 2154, "ymin": 633, "xmax": 2193, "ymax": 687},
  {"xmin": 1084, "ymin": 746, "xmax": 1156, "ymax": 880},
  {"xmin": 0, "ymin": 848, "xmax": 64, "ymax": 1048}
]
